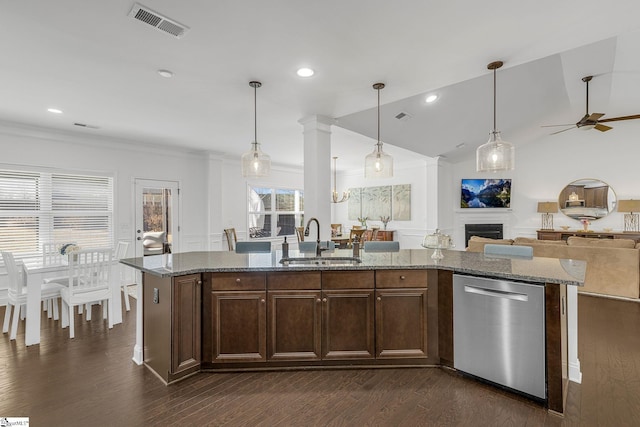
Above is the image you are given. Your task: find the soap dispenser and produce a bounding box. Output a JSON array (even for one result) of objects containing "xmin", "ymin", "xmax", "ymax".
[
  {"xmin": 282, "ymin": 236, "xmax": 289, "ymax": 258},
  {"xmin": 352, "ymin": 235, "xmax": 360, "ymax": 257}
]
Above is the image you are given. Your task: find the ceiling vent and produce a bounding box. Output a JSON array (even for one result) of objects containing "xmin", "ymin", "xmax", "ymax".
[
  {"xmin": 394, "ymin": 111, "xmax": 413, "ymax": 122},
  {"xmin": 128, "ymin": 3, "xmax": 189, "ymax": 39}
]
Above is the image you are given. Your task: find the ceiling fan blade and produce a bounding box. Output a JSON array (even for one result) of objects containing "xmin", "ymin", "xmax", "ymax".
[
  {"xmin": 587, "ymin": 113, "xmax": 605, "ymax": 121},
  {"xmin": 594, "ymin": 123, "xmax": 612, "ymax": 132},
  {"xmin": 550, "ymin": 126, "xmax": 575, "ymax": 135},
  {"xmin": 598, "ymin": 114, "xmax": 640, "ymax": 123},
  {"xmin": 541, "ymin": 124, "xmax": 575, "ymax": 128}
]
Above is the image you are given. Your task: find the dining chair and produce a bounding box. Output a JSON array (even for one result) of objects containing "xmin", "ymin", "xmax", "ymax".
[
  {"xmin": 363, "ymin": 241, "xmax": 400, "ymax": 252},
  {"xmin": 484, "ymin": 244, "xmax": 533, "ymax": 258},
  {"xmin": 235, "ymin": 241, "xmax": 271, "ymax": 253},
  {"xmin": 295, "ymin": 227, "xmax": 305, "ymax": 243},
  {"xmin": 115, "ymin": 241, "xmax": 135, "ymax": 311},
  {"xmin": 1, "ymin": 251, "xmax": 64, "ymax": 340},
  {"xmin": 223, "ymin": 228, "xmax": 237, "ymax": 251},
  {"xmin": 57, "ymin": 248, "xmax": 114, "ymax": 339},
  {"xmin": 330, "ymin": 223, "xmax": 342, "ymax": 237},
  {"xmin": 42, "ymin": 242, "xmax": 65, "ymax": 318}
]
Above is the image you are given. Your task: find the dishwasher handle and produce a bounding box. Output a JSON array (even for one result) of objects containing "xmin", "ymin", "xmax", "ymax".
[{"xmin": 464, "ymin": 284, "xmax": 529, "ymax": 302}]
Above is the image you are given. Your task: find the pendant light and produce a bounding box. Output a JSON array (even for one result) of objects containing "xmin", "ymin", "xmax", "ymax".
[
  {"xmin": 331, "ymin": 157, "xmax": 350, "ymax": 203},
  {"xmin": 365, "ymin": 83, "xmax": 393, "ymax": 178},
  {"xmin": 476, "ymin": 61, "xmax": 515, "ymax": 172},
  {"xmin": 241, "ymin": 81, "xmax": 271, "ymax": 177}
]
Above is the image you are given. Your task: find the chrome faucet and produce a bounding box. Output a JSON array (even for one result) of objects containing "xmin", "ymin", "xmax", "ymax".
[{"xmin": 304, "ymin": 217, "xmax": 323, "ymax": 256}]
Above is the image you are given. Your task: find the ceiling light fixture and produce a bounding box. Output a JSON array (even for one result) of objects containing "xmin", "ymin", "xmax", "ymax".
[
  {"xmin": 476, "ymin": 61, "xmax": 515, "ymax": 172},
  {"xmin": 157, "ymin": 69, "xmax": 174, "ymax": 78},
  {"xmin": 47, "ymin": 108, "xmax": 63, "ymax": 114},
  {"xmin": 296, "ymin": 68, "xmax": 315, "ymax": 77},
  {"xmin": 426, "ymin": 94, "xmax": 438, "ymax": 103},
  {"xmin": 331, "ymin": 157, "xmax": 350, "ymax": 203},
  {"xmin": 241, "ymin": 81, "xmax": 271, "ymax": 177},
  {"xmin": 365, "ymin": 83, "xmax": 393, "ymax": 178}
]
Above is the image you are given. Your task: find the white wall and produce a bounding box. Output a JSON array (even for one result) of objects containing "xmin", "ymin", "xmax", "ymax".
[
  {"xmin": 450, "ymin": 124, "xmax": 639, "ymax": 247},
  {"xmin": 0, "ymin": 123, "xmax": 210, "ymax": 253}
]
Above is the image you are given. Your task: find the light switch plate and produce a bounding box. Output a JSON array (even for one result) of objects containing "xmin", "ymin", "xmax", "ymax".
[{"xmin": 153, "ymin": 288, "xmax": 159, "ymax": 304}]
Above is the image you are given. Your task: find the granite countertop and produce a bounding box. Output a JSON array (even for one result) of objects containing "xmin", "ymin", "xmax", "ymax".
[{"xmin": 120, "ymin": 249, "xmax": 585, "ymax": 286}]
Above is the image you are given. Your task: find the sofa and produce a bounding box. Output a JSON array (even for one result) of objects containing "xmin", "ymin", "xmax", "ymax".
[{"xmin": 466, "ymin": 235, "xmax": 640, "ymax": 299}]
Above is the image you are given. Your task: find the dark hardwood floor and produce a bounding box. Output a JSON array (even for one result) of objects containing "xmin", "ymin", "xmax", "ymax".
[{"xmin": 1, "ymin": 293, "xmax": 639, "ymax": 426}]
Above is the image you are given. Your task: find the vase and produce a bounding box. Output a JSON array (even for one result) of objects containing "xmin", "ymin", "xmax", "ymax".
[{"xmin": 583, "ymin": 222, "xmax": 589, "ymax": 232}]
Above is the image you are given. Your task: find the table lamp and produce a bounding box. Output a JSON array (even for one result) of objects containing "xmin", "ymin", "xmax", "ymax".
[
  {"xmin": 618, "ymin": 199, "xmax": 640, "ymax": 232},
  {"xmin": 537, "ymin": 202, "xmax": 558, "ymax": 230}
]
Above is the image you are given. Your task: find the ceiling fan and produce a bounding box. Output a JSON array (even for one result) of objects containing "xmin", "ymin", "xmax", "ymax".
[{"xmin": 542, "ymin": 75, "xmax": 640, "ymax": 135}]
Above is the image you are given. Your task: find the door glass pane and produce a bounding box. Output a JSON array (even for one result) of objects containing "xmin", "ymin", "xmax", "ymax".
[
  {"xmin": 276, "ymin": 214, "xmax": 295, "ymax": 236},
  {"xmin": 276, "ymin": 189, "xmax": 295, "ymax": 211},
  {"xmin": 251, "ymin": 187, "xmax": 272, "ymax": 212},
  {"xmin": 142, "ymin": 188, "xmax": 172, "ymax": 254},
  {"xmin": 248, "ymin": 213, "xmax": 271, "ymax": 238}
]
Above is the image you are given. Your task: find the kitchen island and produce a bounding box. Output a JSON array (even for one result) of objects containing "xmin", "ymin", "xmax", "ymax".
[{"xmin": 121, "ymin": 249, "xmax": 585, "ymax": 415}]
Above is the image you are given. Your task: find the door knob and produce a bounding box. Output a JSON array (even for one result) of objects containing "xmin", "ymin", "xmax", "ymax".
[{"xmin": 137, "ymin": 237, "xmax": 142, "ymax": 241}]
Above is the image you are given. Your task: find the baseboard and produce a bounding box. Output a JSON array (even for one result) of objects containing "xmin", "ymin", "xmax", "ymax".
[{"xmin": 569, "ymin": 358, "xmax": 582, "ymax": 384}]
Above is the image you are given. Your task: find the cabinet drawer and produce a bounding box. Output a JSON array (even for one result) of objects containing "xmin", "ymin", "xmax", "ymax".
[
  {"xmin": 210, "ymin": 272, "xmax": 266, "ymax": 291},
  {"xmin": 376, "ymin": 270, "xmax": 428, "ymax": 288},
  {"xmin": 322, "ymin": 271, "xmax": 374, "ymax": 289},
  {"xmin": 268, "ymin": 271, "xmax": 321, "ymax": 290}
]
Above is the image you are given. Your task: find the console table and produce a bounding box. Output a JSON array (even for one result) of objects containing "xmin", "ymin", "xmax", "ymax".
[{"xmin": 537, "ymin": 229, "xmax": 640, "ymax": 244}]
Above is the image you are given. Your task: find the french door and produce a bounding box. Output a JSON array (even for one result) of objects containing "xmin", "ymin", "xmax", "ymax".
[{"xmin": 134, "ymin": 179, "xmax": 180, "ymax": 258}]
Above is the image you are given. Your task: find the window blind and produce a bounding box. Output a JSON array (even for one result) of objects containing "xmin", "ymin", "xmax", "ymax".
[{"xmin": 0, "ymin": 168, "xmax": 114, "ymax": 266}]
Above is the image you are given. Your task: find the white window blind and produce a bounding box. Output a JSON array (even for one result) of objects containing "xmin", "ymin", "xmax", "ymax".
[{"xmin": 0, "ymin": 168, "xmax": 114, "ymax": 265}]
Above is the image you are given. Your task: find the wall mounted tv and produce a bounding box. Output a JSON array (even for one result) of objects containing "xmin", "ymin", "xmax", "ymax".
[{"xmin": 461, "ymin": 179, "xmax": 511, "ymax": 208}]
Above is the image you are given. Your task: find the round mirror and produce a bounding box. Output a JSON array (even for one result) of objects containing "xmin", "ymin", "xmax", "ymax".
[{"xmin": 558, "ymin": 179, "xmax": 617, "ymax": 221}]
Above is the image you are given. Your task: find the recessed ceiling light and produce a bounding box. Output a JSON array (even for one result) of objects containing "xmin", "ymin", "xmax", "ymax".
[
  {"xmin": 296, "ymin": 67, "xmax": 315, "ymax": 77},
  {"xmin": 47, "ymin": 108, "xmax": 63, "ymax": 114},
  {"xmin": 157, "ymin": 69, "xmax": 174, "ymax": 78},
  {"xmin": 425, "ymin": 94, "xmax": 438, "ymax": 103}
]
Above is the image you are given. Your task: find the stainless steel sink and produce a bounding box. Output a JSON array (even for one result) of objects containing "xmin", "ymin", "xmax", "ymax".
[{"xmin": 279, "ymin": 256, "xmax": 362, "ymax": 266}]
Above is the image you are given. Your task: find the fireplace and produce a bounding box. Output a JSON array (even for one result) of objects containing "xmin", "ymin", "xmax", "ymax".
[{"xmin": 465, "ymin": 224, "xmax": 503, "ymax": 247}]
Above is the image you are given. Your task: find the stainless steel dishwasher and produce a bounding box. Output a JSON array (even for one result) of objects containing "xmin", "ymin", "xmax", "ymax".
[{"xmin": 453, "ymin": 274, "xmax": 546, "ymax": 400}]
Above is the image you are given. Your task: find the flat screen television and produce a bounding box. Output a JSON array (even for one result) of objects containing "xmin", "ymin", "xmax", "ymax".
[{"xmin": 461, "ymin": 179, "xmax": 511, "ymax": 208}]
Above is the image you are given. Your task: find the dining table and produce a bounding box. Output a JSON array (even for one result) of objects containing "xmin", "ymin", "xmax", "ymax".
[{"xmin": 23, "ymin": 260, "xmax": 124, "ymax": 346}]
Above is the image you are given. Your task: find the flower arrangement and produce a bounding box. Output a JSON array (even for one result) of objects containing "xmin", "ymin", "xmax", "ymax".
[
  {"xmin": 380, "ymin": 216, "xmax": 390, "ymax": 230},
  {"xmin": 357, "ymin": 216, "xmax": 369, "ymax": 228},
  {"xmin": 59, "ymin": 243, "xmax": 80, "ymax": 256}
]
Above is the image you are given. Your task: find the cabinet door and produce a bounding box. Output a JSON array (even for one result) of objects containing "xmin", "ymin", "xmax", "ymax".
[
  {"xmin": 172, "ymin": 274, "xmax": 202, "ymax": 374},
  {"xmin": 322, "ymin": 289, "xmax": 375, "ymax": 359},
  {"xmin": 210, "ymin": 291, "xmax": 266, "ymax": 363},
  {"xmin": 268, "ymin": 290, "xmax": 322, "ymax": 361},
  {"xmin": 375, "ymin": 288, "xmax": 428, "ymax": 359}
]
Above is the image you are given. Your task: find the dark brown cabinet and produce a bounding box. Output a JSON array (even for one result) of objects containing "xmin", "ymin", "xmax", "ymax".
[
  {"xmin": 375, "ymin": 270, "xmax": 428, "ymax": 359},
  {"xmin": 143, "ymin": 272, "xmax": 201, "ymax": 383},
  {"xmin": 267, "ymin": 272, "xmax": 322, "ymax": 361},
  {"xmin": 321, "ymin": 271, "xmax": 375, "ymax": 360},
  {"xmin": 205, "ymin": 272, "xmax": 267, "ymax": 363}
]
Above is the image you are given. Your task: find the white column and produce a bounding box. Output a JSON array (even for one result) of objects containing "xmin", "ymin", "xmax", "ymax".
[{"xmin": 298, "ymin": 115, "xmax": 334, "ymax": 242}]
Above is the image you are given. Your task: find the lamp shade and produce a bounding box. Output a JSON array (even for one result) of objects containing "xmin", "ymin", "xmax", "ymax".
[
  {"xmin": 537, "ymin": 202, "xmax": 558, "ymax": 213},
  {"xmin": 618, "ymin": 199, "xmax": 640, "ymax": 213}
]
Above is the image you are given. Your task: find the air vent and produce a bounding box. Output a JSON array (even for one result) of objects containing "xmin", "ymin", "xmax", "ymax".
[
  {"xmin": 73, "ymin": 123, "xmax": 100, "ymax": 130},
  {"xmin": 394, "ymin": 111, "xmax": 413, "ymax": 122},
  {"xmin": 128, "ymin": 3, "xmax": 189, "ymax": 39}
]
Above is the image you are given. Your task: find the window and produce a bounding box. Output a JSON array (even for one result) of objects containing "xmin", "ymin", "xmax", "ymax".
[
  {"xmin": 0, "ymin": 167, "xmax": 114, "ymax": 265},
  {"xmin": 248, "ymin": 186, "xmax": 303, "ymax": 239}
]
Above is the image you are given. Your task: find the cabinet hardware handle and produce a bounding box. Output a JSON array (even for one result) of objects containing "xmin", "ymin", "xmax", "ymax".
[
  {"xmin": 377, "ymin": 296, "xmax": 382, "ymax": 301},
  {"xmin": 316, "ymin": 298, "xmax": 321, "ymax": 303},
  {"xmin": 235, "ymin": 278, "xmax": 241, "ymax": 283},
  {"xmin": 261, "ymin": 299, "xmax": 266, "ymax": 304},
  {"xmin": 400, "ymin": 275, "xmax": 406, "ymax": 280},
  {"xmin": 197, "ymin": 280, "xmax": 202, "ymax": 285},
  {"xmin": 322, "ymin": 298, "xmax": 327, "ymax": 303}
]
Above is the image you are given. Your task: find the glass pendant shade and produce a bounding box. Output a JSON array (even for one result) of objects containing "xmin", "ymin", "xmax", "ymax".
[
  {"xmin": 365, "ymin": 144, "xmax": 394, "ymax": 178},
  {"xmin": 241, "ymin": 141, "xmax": 271, "ymax": 177},
  {"xmin": 476, "ymin": 131, "xmax": 514, "ymax": 172},
  {"xmin": 241, "ymin": 81, "xmax": 271, "ymax": 178},
  {"xmin": 366, "ymin": 83, "xmax": 393, "ymax": 178},
  {"xmin": 476, "ymin": 61, "xmax": 515, "ymax": 172}
]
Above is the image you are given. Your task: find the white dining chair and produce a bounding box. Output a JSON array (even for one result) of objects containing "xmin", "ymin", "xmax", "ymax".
[
  {"xmin": 56, "ymin": 248, "xmax": 114, "ymax": 339},
  {"xmin": 1, "ymin": 251, "xmax": 64, "ymax": 341},
  {"xmin": 41, "ymin": 242, "xmax": 65, "ymax": 318},
  {"xmin": 115, "ymin": 241, "xmax": 135, "ymax": 311}
]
